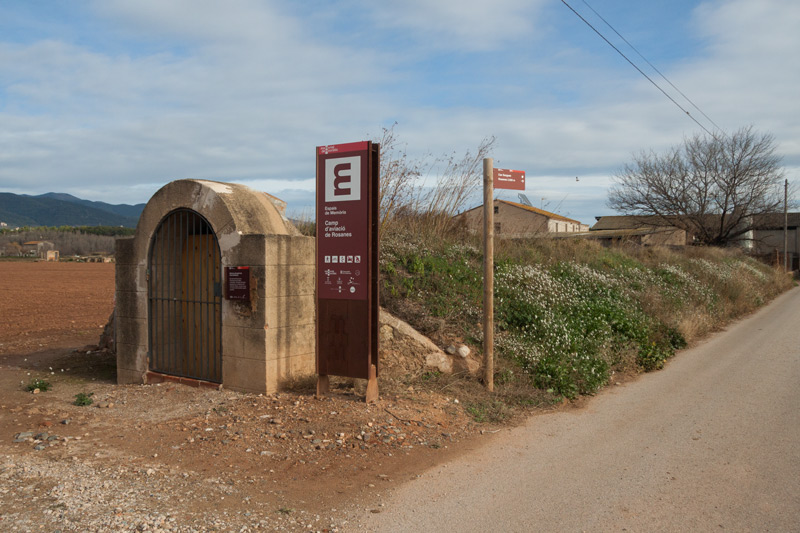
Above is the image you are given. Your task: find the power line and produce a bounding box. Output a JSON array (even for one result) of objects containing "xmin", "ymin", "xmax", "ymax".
[
  {"xmin": 579, "ymin": 0, "xmax": 724, "ymax": 134},
  {"xmin": 560, "ymin": 0, "xmax": 717, "ymax": 138}
]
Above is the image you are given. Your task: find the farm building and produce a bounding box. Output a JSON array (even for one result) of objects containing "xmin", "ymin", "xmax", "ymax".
[
  {"xmin": 455, "ymin": 200, "xmax": 588, "ymax": 237},
  {"xmin": 747, "ymin": 212, "xmax": 800, "ymax": 269},
  {"xmin": 22, "ymin": 240, "xmax": 56, "ymax": 259},
  {"xmin": 589, "ymin": 216, "xmax": 689, "ymax": 246}
]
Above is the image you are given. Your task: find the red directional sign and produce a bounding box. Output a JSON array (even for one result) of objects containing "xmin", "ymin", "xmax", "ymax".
[{"xmin": 493, "ymin": 168, "xmax": 526, "ymax": 190}]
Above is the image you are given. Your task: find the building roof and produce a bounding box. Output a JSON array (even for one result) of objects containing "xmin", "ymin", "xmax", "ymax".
[
  {"xmin": 498, "ymin": 200, "xmax": 582, "ymax": 224},
  {"xmin": 595, "ymin": 212, "xmax": 800, "ymax": 232},
  {"xmin": 458, "ymin": 200, "xmax": 582, "ymax": 225},
  {"xmin": 590, "ymin": 215, "xmax": 671, "ymax": 231},
  {"xmin": 752, "ymin": 212, "xmax": 800, "ymax": 229}
]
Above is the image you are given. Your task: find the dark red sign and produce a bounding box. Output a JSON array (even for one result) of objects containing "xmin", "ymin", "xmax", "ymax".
[
  {"xmin": 225, "ymin": 266, "xmax": 250, "ymax": 300},
  {"xmin": 494, "ymin": 168, "xmax": 526, "ymax": 190},
  {"xmin": 316, "ymin": 141, "xmax": 380, "ymax": 383},
  {"xmin": 316, "ymin": 143, "xmax": 370, "ymax": 300}
]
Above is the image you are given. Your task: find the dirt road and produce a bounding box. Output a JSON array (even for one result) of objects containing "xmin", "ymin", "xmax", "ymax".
[
  {"xmin": 354, "ymin": 287, "xmax": 800, "ymax": 532},
  {"xmin": 0, "ymin": 262, "xmax": 478, "ymax": 532}
]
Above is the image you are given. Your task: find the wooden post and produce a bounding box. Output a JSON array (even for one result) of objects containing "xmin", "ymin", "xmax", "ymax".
[
  {"xmin": 316, "ymin": 374, "xmax": 329, "ymax": 397},
  {"xmin": 365, "ymin": 364, "xmax": 378, "ymax": 403},
  {"xmin": 483, "ymin": 158, "xmax": 494, "ymax": 392},
  {"xmin": 784, "ymin": 178, "xmax": 788, "ymax": 271}
]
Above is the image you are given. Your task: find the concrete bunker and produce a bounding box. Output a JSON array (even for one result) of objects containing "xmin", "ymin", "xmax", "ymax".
[{"xmin": 115, "ymin": 179, "xmax": 315, "ymax": 393}]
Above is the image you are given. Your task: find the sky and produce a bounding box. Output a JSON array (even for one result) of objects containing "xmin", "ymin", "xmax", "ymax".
[{"xmin": 1, "ymin": 0, "xmax": 798, "ymax": 225}]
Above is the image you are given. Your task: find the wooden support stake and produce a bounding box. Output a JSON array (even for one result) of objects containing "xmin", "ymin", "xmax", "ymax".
[
  {"xmin": 483, "ymin": 158, "xmax": 494, "ymax": 392},
  {"xmin": 316, "ymin": 374, "xmax": 329, "ymax": 398},
  {"xmin": 365, "ymin": 364, "xmax": 378, "ymax": 403}
]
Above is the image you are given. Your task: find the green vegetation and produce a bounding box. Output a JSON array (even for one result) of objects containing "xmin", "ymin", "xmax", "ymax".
[
  {"xmin": 380, "ymin": 230, "xmax": 792, "ymax": 415},
  {"xmin": 25, "ymin": 378, "xmax": 52, "ymax": 392},
  {"xmin": 73, "ymin": 392, "xmax": 94, "ymax": 406}
]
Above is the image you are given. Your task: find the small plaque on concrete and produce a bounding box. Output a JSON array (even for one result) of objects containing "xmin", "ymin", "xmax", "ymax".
[{"xmin": 226, "ymin": 266, "xmax": 250, "ymax": 300}]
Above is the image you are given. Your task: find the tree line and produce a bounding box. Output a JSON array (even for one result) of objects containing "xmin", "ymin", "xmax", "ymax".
[{"xmin": 0, "ymin": 226, "xmax": 135, "ymax": 256}]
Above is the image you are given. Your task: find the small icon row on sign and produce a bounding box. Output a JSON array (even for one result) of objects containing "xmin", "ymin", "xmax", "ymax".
[
  {"xmin": 335, "ymin": 285, "xmax": 357, "ymax": 294},
  {"xmin": 324, "ymin": 255, "xmax": 361, "ymax": 264}
]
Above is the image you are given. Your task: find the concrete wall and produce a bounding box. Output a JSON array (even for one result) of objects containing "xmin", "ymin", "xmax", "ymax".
[
  {"xmin": 116, "ymin": 179, "xmax": 315, "ymax": 394},
  {"xmin": 640, "ymin": 228, "xmax": 688, "ymax": 246},
  {"xmin": 546, "ymin": 219, "xmax": 584, "ymax": 233},
  {"xmin": 753, "ymin": 228, "xmax": 800, "ymax": 255},
  {"xmin": 221, "ymin": 234, "xmax": 315, "ymax": 393},
  {"xmin": 458, "ymin": 201, "xmax": 548, "ymax": 236}
]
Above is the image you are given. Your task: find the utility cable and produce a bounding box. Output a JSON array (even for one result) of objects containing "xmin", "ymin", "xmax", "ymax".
[
  {"xmin": 580, "ymin": 0, "xmax": 724, "ymax": 134},
  {"xmin": 560, "ymin": 0, "xmax": 717, "ymax": 138}
]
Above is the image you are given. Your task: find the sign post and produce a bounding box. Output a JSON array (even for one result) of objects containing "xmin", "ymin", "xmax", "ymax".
[
  {"xmin": 484, "ymin": 164, "xmax": 526, "ymax": 392},
  {"xmin": 483, "ymin": 159, "xmax": 494, "ymax": 392},
  {"xmin": 315, "ymin": 141, "xmax": 380, "ymax": 402}
]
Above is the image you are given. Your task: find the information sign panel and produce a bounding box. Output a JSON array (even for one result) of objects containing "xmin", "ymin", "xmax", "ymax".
[
  {"xmin": 316, "ymin": 142, "xmax": 379, "ymax": 388},
  {"xmin": 493, "ymin": 168, "xmax": 526, "ymax": 190},
  {"xmin": 316, "ymin": 141, "xmax": 370, "ymax": 300},
  {"xmin": 225, "ymin": 266, "xmax": 250, "ymax": 300}
]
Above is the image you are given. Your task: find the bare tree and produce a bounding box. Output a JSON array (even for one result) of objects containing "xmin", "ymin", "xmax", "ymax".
[
  {"xmin": 375, "ymin": 123, "xmax": 495, "ymax": 239},
  {"xmin": 376, "ymin": 123, "xmax": 425, "ymax": 236},
  {"xmin": 608, "ymin": 126, "xmax": 786, "ymax": 245}
]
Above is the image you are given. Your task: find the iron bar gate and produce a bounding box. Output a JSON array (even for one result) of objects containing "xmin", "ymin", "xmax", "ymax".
[{"xmin": 148, "ymin": 209, "xmax": 222, "ymax": 383}]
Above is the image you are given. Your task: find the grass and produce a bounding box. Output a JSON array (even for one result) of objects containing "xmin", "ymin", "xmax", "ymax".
[{"xmin": 379, "ymin": 228, "xmax": 793, "ymax": 419}]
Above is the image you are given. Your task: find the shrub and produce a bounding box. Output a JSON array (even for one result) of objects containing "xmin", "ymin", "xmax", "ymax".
[
  {"xmin": 25, "ymin": 378, "xmax": 51, "ymax": 392},
  {"xmin": 380, "ymin": 231, "xmax": 792, "ymax": 402},
  {"xmin": 74, "ymin": 392, "xmax": 94, "ymax": 406}
]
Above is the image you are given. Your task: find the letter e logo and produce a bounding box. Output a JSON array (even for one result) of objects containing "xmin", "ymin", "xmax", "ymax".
[{"xmin": 325, "ymin": 156, "xmax": 361, "ymax": 202}]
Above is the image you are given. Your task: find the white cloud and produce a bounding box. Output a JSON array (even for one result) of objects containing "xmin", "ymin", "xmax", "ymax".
[
  {"xmin": 1, "ymin": 0, "xmax": 799, "ymax": 225},
  {"xmin": 363, "ymin": 0, "xmax": 547, "ymax": 51}
]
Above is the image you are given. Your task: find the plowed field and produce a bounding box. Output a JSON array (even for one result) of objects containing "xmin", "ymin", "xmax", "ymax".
[{"xmin": 0, "ymin": 261, "xmax": 114, "ymax": 355}]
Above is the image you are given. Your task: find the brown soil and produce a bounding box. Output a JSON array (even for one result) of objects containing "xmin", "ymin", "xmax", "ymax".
[{"xmin": 0, "ymin": 261, "xmax": 485, "ymax": 531}]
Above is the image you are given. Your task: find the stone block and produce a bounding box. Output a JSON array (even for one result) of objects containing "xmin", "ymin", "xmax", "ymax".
[
  {"xmin": 224, "ymin": 234, "xmax": 267, "ymax": 267},
  {"xmin": 266, "ymin": 353, "xmax": 315, "ymax": 391},
  {"xmin": 263, "ymin": 264, "xmax": 315, "ymax": 298},
  {"xmin": 223, "ymin": 356, "xmax": 267, "ymax": 394},
  {"xmin": 117, "ymin": 367, "xmax": 146, "ymax": 385},
  {"xmin": 115, "ymin": 237, "xmax": 136, "ymax": 265},
  {"xmin": 116, "ymin": 317, "xmax": 147, "ymax": 348},
  {"xmin": 240, "ymin": 326, "xmax": 267, "ymax": 361},
  {"xmin": 115, "ymin": 290, "xmax": 146, "ymax": 320},
  {"xmin": 265, "ymin": 323, "xmax": 315, "ymax": 361},
  {"xmin": 265, "ymin": 234, "xmax": 315, "ymax": 266},
  {"xmin": 116, "ymin": 264, "xmax": 145, "ymax": 293},
  {"xmin": 222, "ymin": 293, "xmax": 267, "ymax": 329},
  {"xmin": 264, "ymin": 294, "xmax": 315, "ymax": 329},
  {"xmin": 116, "ymin": 342, "xmax": 148, "ymax": 373},
  {"xmin": 221, "ymin": 325, "xmax": 245, "ymax": 359}
]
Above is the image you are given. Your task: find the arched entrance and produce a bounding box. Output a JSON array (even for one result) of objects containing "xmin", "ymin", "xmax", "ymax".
[{"xmin": 148, "ymin": 209, "xmax": 222, "ymax": 383}]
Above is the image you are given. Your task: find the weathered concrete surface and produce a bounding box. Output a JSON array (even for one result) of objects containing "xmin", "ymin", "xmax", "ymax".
[
  {"xmin": 116, "ymin": 179, "xmax": 314, "ymax": 393},
  {"xmin": 356, "ymin": 287, "xmax": 800, "ymax": 532}
]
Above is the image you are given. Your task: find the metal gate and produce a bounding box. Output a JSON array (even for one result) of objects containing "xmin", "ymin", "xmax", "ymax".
[{"xmin": 148, "ymin": 209, "xmax": 222, "ymax": 382}]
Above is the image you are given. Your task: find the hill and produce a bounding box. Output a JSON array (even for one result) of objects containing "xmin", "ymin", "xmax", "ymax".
[
  {"xmin": 378, "ymin": 230, "xmax": 792, "ymax": 420},
  {"xmin": 0, "ymin": 192, "xmax": 144, "ymax": 228}
]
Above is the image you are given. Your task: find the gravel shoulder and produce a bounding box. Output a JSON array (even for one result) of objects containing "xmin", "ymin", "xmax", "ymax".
[{"xmin": 0, "ymin": 262, "xmax": 486, "ymax": 532}]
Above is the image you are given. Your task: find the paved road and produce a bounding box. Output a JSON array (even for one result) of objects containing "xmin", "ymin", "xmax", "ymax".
[{"xmin": 355, "ymin": 288, "xmax": 800, "ymax": 532}]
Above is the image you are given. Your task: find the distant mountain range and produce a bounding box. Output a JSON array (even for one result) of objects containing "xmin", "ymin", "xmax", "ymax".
[{"xmin": 0, "ymin": 192, "xmax": 145, "ymax": 228}]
